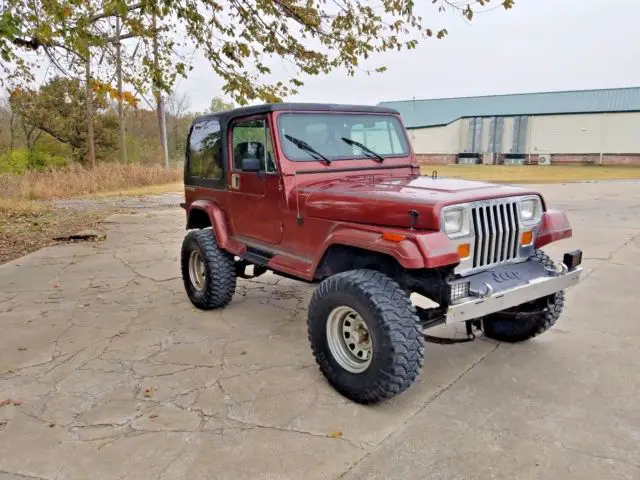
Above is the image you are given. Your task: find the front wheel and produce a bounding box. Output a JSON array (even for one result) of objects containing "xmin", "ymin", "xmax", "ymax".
[{"xmin": 307, "ymin": 269, "xmax": 425, "ymax": 404}]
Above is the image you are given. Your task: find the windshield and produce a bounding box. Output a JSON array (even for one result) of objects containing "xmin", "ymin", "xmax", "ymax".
[{"xmin": 277, "ymin": 113, "xmax": 410, "ymax": 162}]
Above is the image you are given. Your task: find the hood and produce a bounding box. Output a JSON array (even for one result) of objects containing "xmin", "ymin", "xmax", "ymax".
[{"xmin": 298, "ymin": 175, "xmax": 540, "ymax": 230}]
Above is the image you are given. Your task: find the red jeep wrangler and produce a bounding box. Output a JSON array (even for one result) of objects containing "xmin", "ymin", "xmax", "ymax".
[{"xmin": 180, "ymin": 103, "xmax": 583, "ymax": 404}]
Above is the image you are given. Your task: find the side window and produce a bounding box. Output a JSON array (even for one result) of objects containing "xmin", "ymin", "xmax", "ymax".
[
  {"xmin": 232, "ymin": 118, "xmax": 276, "ymax": 173},
  {"xmin": 189, "ymin": 119, "xmax": 223, "ymax": 180}
]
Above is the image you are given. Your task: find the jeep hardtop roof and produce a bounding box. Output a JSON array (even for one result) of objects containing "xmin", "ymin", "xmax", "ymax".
[{"xmin": 192, "ymin": 102, "xmax": 401, "ymax": 126}]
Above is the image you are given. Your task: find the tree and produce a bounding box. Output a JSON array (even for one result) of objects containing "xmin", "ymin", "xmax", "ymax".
[
  {"xmin": 1, "ymin": 1, "xmax": 146, "ymax": 167},
  {"xmin": 210, "ymin": 96, "xmax": 234, "ymax": 114},
  {"xmin": 166, "ymin": 90, "xmax": 193, "ymax": 157},
  {"xmin": 0, "ymin": 96, "xmax": 17, "ymax": 151},
  {"xmin": 9, "ymin": 76, "xmax": 118, "ymax": 163},
  {"xmin": 1, "ymin": 1, "xmax": 515, "ymax": 107}
]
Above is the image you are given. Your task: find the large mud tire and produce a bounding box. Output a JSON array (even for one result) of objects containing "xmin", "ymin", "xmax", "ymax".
[
  {"xmin": 481, "ymin": 250, "xmax": 565, "ymax": 343},
  {"xmin": 307, "ymin": 269, "xmax": 424, "ymax": 404},
  {"xmin": 181, "ymin": 228, "xmax": 236, "ymax": 310}
]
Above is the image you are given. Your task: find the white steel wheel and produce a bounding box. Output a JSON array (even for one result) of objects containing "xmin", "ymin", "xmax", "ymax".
[{"xmin": 326, "ymin": 306, "xmax": 373, "ymax": 373}]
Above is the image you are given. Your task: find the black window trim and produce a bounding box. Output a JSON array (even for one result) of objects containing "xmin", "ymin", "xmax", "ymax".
[
  {"xmin": 230, "ymin": 115, "xmax": 279, "ymax": 175},
  {"xmin": 275, "ymin": 111, "xmax": 411, "ymax": 163},
  {"xmin": 185, "ymin": 118, "xmax": 227, "ymax": 190}
]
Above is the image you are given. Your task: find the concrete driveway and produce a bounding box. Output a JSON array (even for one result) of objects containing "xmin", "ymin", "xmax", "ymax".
[{"xmin": 1, "ymin": 181, "xmax": 639, "ymax": 480}]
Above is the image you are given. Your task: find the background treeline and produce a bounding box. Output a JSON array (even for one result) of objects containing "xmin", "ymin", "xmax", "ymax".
[{"xmin": 0, "ymin": 75, "xmax": 233, "ymax": 174}]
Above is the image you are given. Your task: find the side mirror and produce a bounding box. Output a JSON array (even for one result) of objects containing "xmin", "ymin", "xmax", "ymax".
[{"xmin": 241, "ymin": 157, "xmax": 261, "ymax": 172}]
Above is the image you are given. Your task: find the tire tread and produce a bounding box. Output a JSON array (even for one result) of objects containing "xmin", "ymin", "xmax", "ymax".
[
  {"xmin": 181, "ymin": 228, "xmax": 236, "ymax": 310},
  {"xmin": 307, "ymin": 269, "xmax": 424, "ymax": 404}
]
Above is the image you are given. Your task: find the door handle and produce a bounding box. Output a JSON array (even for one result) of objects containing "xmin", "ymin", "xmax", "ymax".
[{"xmin": 231, "ymin": 174, "xmax": 240, "ymax": 189}]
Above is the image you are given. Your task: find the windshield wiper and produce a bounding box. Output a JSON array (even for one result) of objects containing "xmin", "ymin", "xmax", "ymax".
[
  {"xmin": 284, "ymin": 134, "xmax": 331, "ymax": 165},
  {"xmin": 341, "ymin": 137, "xmax": 384, "ymax": 163}
]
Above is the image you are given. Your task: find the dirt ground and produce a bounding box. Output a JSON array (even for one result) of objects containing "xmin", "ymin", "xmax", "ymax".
[
  {"xmin": 0, "ymin": 181, "xmax": 639, "ymax": 479},
  {"xmin": 0, "ymin": 193, "xmax": 182, "ymax": 265}
]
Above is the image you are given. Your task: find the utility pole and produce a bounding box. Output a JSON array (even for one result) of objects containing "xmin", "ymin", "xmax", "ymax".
[
  {"xmin": 152, "ymin": 13, "xmax": 170, "ymax": 169},
  {"xmin": 85, "ymin": 52, "xmax": 96, "ymax": 168},
  {"xmin": 115, "ymin": 15, "xmax": 127, "ymax": 164}
]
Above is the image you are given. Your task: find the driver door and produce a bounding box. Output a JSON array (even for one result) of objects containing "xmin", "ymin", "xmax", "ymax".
[{"xmin": 228, "ymin": 116, "xmax": 283, "ymax": 246}]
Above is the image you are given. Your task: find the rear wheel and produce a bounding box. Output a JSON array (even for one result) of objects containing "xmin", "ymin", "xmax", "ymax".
[
  {"xmin": 481, "ymin": 250, "xmax": 565, "ymax": 343},
  {"xmin": 181, "ymin": 228, "xmax": 236, "ymax": 310},
  {"xmin": 307, "ymin": 269, "xmax": 424, "ymax": 404}
]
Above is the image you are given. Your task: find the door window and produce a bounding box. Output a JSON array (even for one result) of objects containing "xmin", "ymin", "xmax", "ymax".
[
  {"xmin": 188, "ymin": 119, "xmax": 223, "ymax": 181},
  {"xmin": 232, "ymin": 118, "xmax": 277, "ymax": 173}
]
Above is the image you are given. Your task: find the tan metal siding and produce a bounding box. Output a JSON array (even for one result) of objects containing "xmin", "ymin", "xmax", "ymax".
[
  {"xmin": 409, "ymin": 120, "xmax": 461, "ymax": 154},
  {"xmin": 527, "ymin": 113, "xmax": 640, "ymax": 154},
  {"xmin": 481, "ymin": 118, "xmax": 491, "ymax": 152},
  {"xmin": 459, "ymin": 118, "xmax": 470, "ymax": 152},
  {"xmin": 412, "ymin": 112, "xmax": 640, "ymax": 155},
  {"xmin": 602, "ymin": 112, "xmax": 640, "ymax": 153},
  {"xmin": 529, "ymin": 114, "xmax": 601, "ymax": 154},
  {"xmin": 502, "ymin": 117, "xmax": 515, "ymax": 153}
]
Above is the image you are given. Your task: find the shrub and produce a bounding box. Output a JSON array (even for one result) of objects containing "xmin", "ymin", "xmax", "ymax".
[{"xmin": 0, "ymin": 148, "xmax": 68, "ymax": 174}]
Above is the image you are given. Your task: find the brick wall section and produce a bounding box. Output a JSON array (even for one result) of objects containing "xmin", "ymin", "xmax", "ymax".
[
  {"xmin": 415, "ymin": 153, "xmax": 640, "ymax": 166},
  {"xmin": 414, "ymin": 154, "xmax": 457, "ymax": 165},
  {"xmin": 529, "ymin": 154, "xmax": 640, "ymax": 166}
]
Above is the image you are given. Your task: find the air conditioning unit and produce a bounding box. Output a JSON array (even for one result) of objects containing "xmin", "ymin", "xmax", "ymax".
[
  {"xmin": 457, "ymin": 157, "xmax": 478, "ymax": 165},
  {"xmin": 482, "ymin": 152, "xmax": 497, "ymax": 165},
  {"xmin": 538, "ymin": 154, "xmax": 552, "ymax": 166},
  {"xmin": 504, "ymin": 157, "xmax": 524, "ymax": 166}
]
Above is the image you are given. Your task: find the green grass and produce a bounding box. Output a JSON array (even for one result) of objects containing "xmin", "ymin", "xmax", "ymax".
[{"xmin": 420, "ymin": 164, "xmax": 640, "ymax": 183}]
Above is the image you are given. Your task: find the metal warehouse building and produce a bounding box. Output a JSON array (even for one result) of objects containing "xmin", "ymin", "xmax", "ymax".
[{"xmin": 378, "ymin": 87, "xmax": 640, "ymax": 166}]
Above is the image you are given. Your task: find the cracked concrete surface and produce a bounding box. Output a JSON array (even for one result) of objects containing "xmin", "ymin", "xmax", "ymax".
[{"xmin": 1, "ymin": 180, "xmax": 639, "ymax": 479}]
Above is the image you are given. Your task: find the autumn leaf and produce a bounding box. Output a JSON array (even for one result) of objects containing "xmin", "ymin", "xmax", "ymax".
[{"xmin": 143, "ymin": 387, "xmax": 156, "ymax": 398}]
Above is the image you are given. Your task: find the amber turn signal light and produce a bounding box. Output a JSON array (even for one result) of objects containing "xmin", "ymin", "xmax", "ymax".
[
  {"xmin": 457, "ymin": 243, "xmax": 470, "ymax": 259},
  {"xmin": 521, "ymin": 231, "xmax": 533, "ymax": 246},
  {"xmin": 382, "ymin": 232, "xmax": 406, "ymax": 242}
]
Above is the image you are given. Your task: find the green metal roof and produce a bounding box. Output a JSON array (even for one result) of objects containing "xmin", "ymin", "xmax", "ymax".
[{"xmin": 378, "ymin": 87, "xmax": 640, "ymax": 129}]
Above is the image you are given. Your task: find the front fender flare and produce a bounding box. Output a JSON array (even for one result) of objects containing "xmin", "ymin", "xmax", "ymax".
[
  {"xmin": 312, "ymin": 226, "xmax": 460, "ymax": 275},
  {"xmin": 535, "ymin": 210, "xmax": 573, "ymax": 248}
]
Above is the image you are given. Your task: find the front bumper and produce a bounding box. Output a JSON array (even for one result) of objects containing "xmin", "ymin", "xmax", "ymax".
[{"xmin": 445, "ymin": 252, "xmax": 583, "ymax": 324}]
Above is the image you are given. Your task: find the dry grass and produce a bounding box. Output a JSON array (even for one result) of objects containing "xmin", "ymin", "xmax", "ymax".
[
  {"xmin": 0, "ymin": 163, "xmax": 182, "ymax": 201},
  {"xmin": 420, "ymin": 164, "xmax": 640, "ymax": 183},
  {"xmin": 89, "ymin": 182, "xmax": 182, "ymax": 198}
]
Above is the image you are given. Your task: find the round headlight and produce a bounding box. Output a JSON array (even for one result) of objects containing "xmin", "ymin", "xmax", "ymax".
[{"xmin": 520, "ymin": 198, "xmax": 542, "ymax": 224}]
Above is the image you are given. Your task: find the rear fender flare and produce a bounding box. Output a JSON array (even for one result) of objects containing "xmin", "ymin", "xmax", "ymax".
[{"xmin": 187, "ymin": 200, "xmax": 234, "ymax": 250}]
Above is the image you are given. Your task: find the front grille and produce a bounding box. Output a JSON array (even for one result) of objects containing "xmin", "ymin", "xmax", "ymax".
[{"xmin": 471, "ymin": 200, "xmax": 521, "ymax": 269}]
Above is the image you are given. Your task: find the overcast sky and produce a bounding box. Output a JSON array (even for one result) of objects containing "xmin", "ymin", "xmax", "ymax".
[{"xmin": 174, "ymin": 0, "xmax": 640, "ymax": 112}]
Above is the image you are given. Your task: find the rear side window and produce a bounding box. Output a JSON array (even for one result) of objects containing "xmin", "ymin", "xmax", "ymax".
[{"xmin": 189, "ymin": 119, "xmax": 223, "ymax": 180}]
